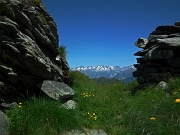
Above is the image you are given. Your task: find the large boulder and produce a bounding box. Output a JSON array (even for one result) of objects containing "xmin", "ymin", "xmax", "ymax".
[
  {"xmin": 0, "ymin": 111, "xmax": 9, "ymax": 135},
  {"xmin": 37, "ymin": 80, "xmax": 74, "ymax": 101},
  {"xmin": 0, "ymin": 0, "xmax": 71, "ymax": 100}
]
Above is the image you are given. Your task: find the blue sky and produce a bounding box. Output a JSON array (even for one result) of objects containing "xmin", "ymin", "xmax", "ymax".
[{"xmin": 42, "ymin": 0, "xmax": 180, "ymax": 68}]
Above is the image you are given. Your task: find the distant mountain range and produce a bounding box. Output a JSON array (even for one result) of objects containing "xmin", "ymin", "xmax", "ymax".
[{"xmin": 71, "ymin": 65, "xmax": 136, "ymax": 83}]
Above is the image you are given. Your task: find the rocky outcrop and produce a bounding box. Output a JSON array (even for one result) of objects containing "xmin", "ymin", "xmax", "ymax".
[
  {"xmin": 0, "ymin": 0, "xmax": 71, "ymax": 101},
  {"xmin": 133, "ymin": 22, "xmax": 180, "ymax": 86}
]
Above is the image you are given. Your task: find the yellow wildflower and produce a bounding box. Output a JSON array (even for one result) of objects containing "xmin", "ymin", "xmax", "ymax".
[
  {"xmin": 150, "ymin": 117, "xmax": 156, "ymax": 120},
  {"xmin": 94, "ymin": 116, "xmax": 97, "ymax": 120},
  {"xmin": 175, "ymin": 99, "xmax": 180, "ymax": 103},
  {"xmin": 173, "ymin": 92, "xmax": 177, "ymax": 95},
  {"xmin": 19, "ymin": 102, "xmax": 22, "ymax": 105},
  {"xmin": 18, "ymin": 105, "xmax": 22, "ymax": 108}
]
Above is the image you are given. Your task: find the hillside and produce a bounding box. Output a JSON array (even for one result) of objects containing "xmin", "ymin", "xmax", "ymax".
[{"xmin": 6, "ymin": 71, "xmax": 180, "ymax": 135}]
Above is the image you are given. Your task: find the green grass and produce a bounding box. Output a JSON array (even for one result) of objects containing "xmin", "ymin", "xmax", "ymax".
[
  {"xmin": 7, "ymin": 97, "xmax": 81, "ymax": 135},
  {"xmin": 7, "ymin": 71, "xmax": 180, "ymax": 135},
  {"xmin": 58, "ymin": 45, "xmax": 67, "ymax": 59}
]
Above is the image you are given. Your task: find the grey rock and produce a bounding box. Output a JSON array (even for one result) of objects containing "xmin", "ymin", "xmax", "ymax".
[
  {"xmin": 168, "ymin": 33, "xmax": 180, "ymax": 38},
  {"xmin": 155, "ymin": 25, "xmax": 180, "ymax": 33},
  {"xmin": 144, "ymin": 67, "xmax": 158, "ymax": 73},
  {"xmin": 165, "ymin": 57, "xmax": 180, "ymax": 68},
  {"xmin": 0, "ymin": 16, "xmax": 19, "ymax": 29},
  {"xmin": 148, "ymin": 34, "xmax": 168, "ymax": 42},
  {"xmin": 0, "ymin": 65, "xmax": 12, "ymax": 73},
  {"xmin": 134, "ymin": 44, "xmax": 157, "ymax": 56},
  {"xmin": 62, "ymin": 100, "xmax": 77, "ymax": 109},
  {"xmin": 133, "ymin": 71, "xmax": 143, "ymax": 77},
  {"xmin": 0, "ymin": 111, "xmax": 9, "ymax": 135},
  {"xmin": 47, "ymin": 21, "xmax": 58, "ymax": 39},
  {"xmin": 86, "ymin": 129, "xmax": 108, "ymax": 135},
  {"xmin": 158, "ymin": 37, "xmax": 180, "ymax": 49},
  {"xmin": 133, "ymin": 64, "xmax": 145, "ymax": 69},
  {"xmin": 62, "ymin": 129, "xmax": 108, "ymax": 135},
  {"xmin": 144, "ymin": 46, "xmax": 174, "ymax": 61},
  {"xmin": 157, "ymin": 81, "xmax": 168, "ymax": 89},
  {"xmin": 137, "ymin": 73, "xmax": 171, "ymax": 84},
  {"xmin": 63, "ymin": 129, "xmax": 86, "ymax": 135},
  {"xmin": 134, "ymin": 48, "xmax": 149, "ymax": 56},
  {"xmin": 32, "ymin": 26, "xmax": 59, "ymax": 54},
  {"xmin": 20, "ymin": 26, "xmax": 35, "ymax": 40},
  {"xmin": 1, "ymin": 102, "xmax": 18, "ymax": 109},
  {"xmin": 146, "ymin": 61, "xmax": 162, "ymax": 66},
  {"xmin": 144, "ymin": 41, "xmax": 158, "ymax": 49},
  {"xmin": 37, "ymin": 80, "xmax": 74, "ymax": 100},
  {"xmin": 136, "ymin": 58, "xmax": 144, "ymax": 63},
  {"xmin": 0, "ymin": 22, "xmax": 19, "ymax": 35},
  {"xmin": 10, "ymin": 4, "xmax": 33, "ymax": 30},
  {"xmin": 134, "ymin": 38, "xmax": 148, "ymax": 48},
  {"xmin": 150, "ymin": 30, "xmax": 164, "ymax": 35}
]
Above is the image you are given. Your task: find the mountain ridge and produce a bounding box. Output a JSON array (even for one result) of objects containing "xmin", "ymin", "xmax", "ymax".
[{"xmin": 71, "ymin": 65, "xmax": 136, "ymax": 82}]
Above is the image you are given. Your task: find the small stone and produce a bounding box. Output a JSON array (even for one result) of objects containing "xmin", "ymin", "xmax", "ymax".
[
  {"xmin": 134, "ymin": 38, "xmax": 148, "ymax": 48},
  {"xmin": 1, "ymin": 102, "xmax": 18, "ymax": 109},
  {"xmin": 157, "ymin": 81, "xmax": 168, "ymax": 89},
  {"xmin": 62, "ymin": 100, "xmax": 77, "ymax": 109}
]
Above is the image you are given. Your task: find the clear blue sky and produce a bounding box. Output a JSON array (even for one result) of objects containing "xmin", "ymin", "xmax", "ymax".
[{"xmin": 42, "ymin": 0, "xmax": 180, "ymax": 68}]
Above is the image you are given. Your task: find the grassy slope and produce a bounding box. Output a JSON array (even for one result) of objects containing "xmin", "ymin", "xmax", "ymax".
[{"xmin": 7, "ymin": 71, "xmax": 180, "ymax": 135}]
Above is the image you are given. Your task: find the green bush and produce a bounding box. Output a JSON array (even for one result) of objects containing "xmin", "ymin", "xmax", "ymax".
[{"xmin": 58, "ymin": 45, "xmax": 67, "ymax": 59}]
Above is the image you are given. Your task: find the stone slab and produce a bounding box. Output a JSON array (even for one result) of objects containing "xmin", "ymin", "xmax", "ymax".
[{"xmin": 37, "ymin": 80, "xmax": 74, "ymax": 100}]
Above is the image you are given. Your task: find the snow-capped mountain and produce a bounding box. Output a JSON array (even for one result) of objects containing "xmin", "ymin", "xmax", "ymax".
[{"xmin": 71, "ymin": 65, "xmax": 136, "ymax": 82}]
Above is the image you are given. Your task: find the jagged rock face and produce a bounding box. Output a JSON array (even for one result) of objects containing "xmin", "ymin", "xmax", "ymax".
[
  {"xmin": 0, "ymin": 0, "xmax": 70, "ymax": 100},
  {"xmin": 133, "ymin": 22, "xmax": 180, "ymax": 85}
]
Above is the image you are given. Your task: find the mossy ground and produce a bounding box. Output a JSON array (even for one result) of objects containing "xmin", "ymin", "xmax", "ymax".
[{"xmin": 7, "ymin": 71, "xmax": 180, "ymax": 135}]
